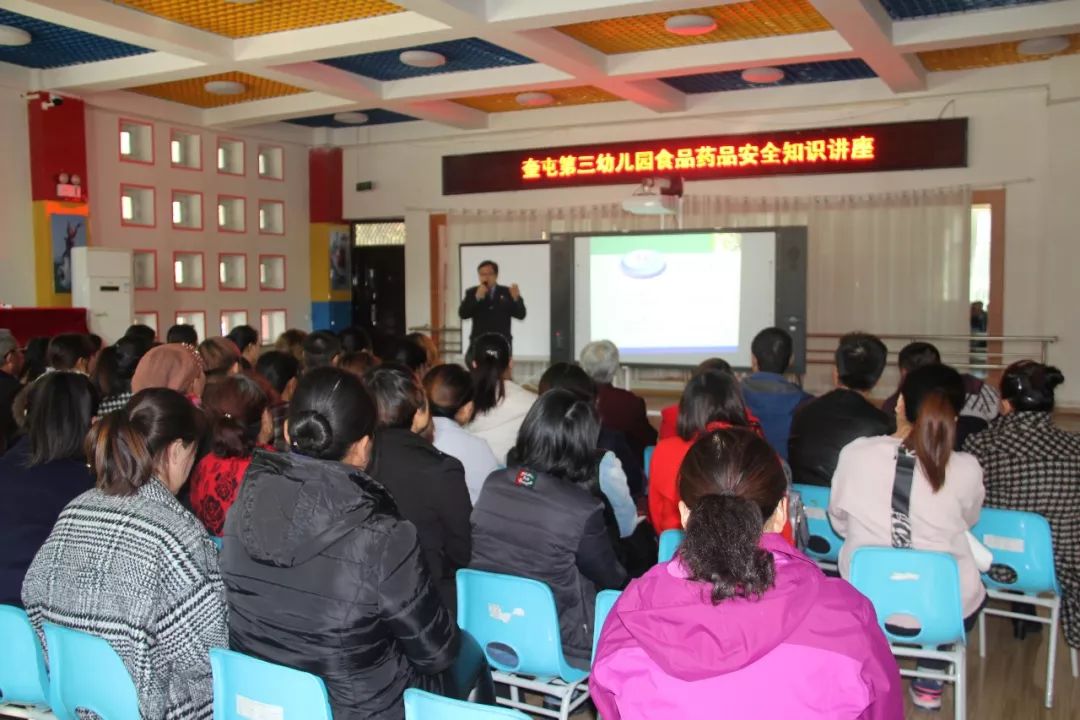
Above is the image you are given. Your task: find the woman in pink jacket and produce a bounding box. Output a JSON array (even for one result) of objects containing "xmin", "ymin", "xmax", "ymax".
[{"xmin": 591, "ymin": 428, "xmax": 902, "ymax": 720}]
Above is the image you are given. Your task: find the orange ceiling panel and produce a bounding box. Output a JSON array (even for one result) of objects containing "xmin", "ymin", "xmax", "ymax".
[
  {"xmin": 920, "ymin": 34, "xmax": 1080, "ymax": 71},
  {"xmin": 454, "ymin": 86, "xmax": 621, "ymax": 113},
  {"xmin": 129, "ymin": 71, "xmax": 306, "ymax": 108},
  {"xmin": 112, "ymin": 0, "xmax": 404, "ymax": 38},
  {"xmin": 556, "ymin": 0, "xmax": 831, "ymax": 54}
]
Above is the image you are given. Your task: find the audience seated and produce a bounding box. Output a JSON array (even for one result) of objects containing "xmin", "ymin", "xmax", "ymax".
[
  {"xmin": 199, "ymin": 337, "xmax": 242, "ymax": 380},
  {"xmin": 21, "ymin": 336, "xmax": 49, "ymax": 384},
  {"xmin": 741, "ymin": 327, "xmax": 813, "ymax": 459},
  {"xmin": 592, "ymin": 428, "xmax": 901, "ymax": 719},
  {"xmin": 93, "ymin": 334, "xmax": 150, "ymax": 414},
  {"xmin": 466, "ymin": 332, "xmax": 536, "ymax": 463},
  {"xmin": 125, "ymin": 323, "xmax": 158, "ymax": 347},
  {"xmin": 650, "ymin": 369, "xmax": 753, "ymax": 532},
  {"xmin": 22, "ymin": 388, "xmax": 227, "ymax": 719},
  {"xmin": 830, "ymin": 364, "xmax": 984, "ymax": 710},
  {"xmin": 0, "ymin": 372, "xmax": 97, "ymax": 606},
  {"xmin": 423, "ymin": 363, "xmax": 500, "ymax": 504},
  {"xmin": 788, "ymin": 332, "xmax": 894, "ymax": 487},
  {"xmin": 0, "ymin": 329, "xmax": 24, "ymax": 453},
  {"xmin": 226, "ymin": 324, "xmax": 261, "ymax": 370},
  {"xmin": 407, "ymin": 332, "xmax": 440, "ymax": 370},
  {"xmin": 254, "ymin": 350, "xmax": 300, "ymax": 452},
  {"xmin": 46, "ymin": 332, "xmax": 94, "ymax": 373},
  {"xmin": 339, "ymin": 325, "xmax": 374, "ymax": 354},
  {"xmin": 471, "ymin": 388, "xmax": 627, "ymax": 669},
  {"xmin": 883, "ymin": 341, "xmax": 1000, "ymax": 447},
  {"xmin": 963, "ymin": 361, "xmax": 1080, "ymax": 650},
  {"xmin": 302, "ymin": 330, "xmax": 342, "ymax": 372},
  {"xmin": 386, "ymin": 336, "xmax": 430, "ymax": 376},
  {"xmin": 189, "ymin": 375, "xmax": 272, "ymax": 536},
  {"xmin": 219, "ymin": 367, "xmax": 488, "ymax": 720},
  {"xmin": 364, "ymin": 364, "xmax": 472, "ymax": 613},
  {"xmin": 339, "ymin": 349, "xmax": 381, "ymax": 377},
  {"xmin": 132, "ymin": 343, "xmax": 206, "ymax": 401},
  {"xmin": 580, "ymin": 340, "xmax": 657, "ymax": 459},
  {"xmin": 274, "ymin": 328, "xmax": 308, "ymax": 363},
  {"xmin": 166, "ymin": 322, "xmax": 199, "ymax": 346},
  {"xmin": 86, "ymin": 333, "xmax": 104, "ymax": 375},
  {"xmin": 657, "ymin": 358, "xmax": 739, "ymax": 439}
]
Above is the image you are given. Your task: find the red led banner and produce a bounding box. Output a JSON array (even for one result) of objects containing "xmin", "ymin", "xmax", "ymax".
[{"xmin": 443, "ymin": 118, "xmax": 967, "ymax": 195}]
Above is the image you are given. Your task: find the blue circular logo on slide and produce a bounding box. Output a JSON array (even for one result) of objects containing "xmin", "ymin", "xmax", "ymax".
[{"xmin": 620, "ymin": 249, "xmax": 667, "ymax": 279}]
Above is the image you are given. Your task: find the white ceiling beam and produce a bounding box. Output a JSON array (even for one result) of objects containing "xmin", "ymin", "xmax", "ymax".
[
  {"xmin": 392, "ymin": 0, "xmax": 487, "ymax": 26},
  {"xmin": 38, "ymin": 52, "xmax": 210, "ymax": 93},
  {"xmin": 893, "ymin": 0, "xmax": 1080, "ymax": 52},
  {"xmin": 380, "ymin": 64, "xmax": 574, "ymax": 101},
  {"xmin": 202, "ymin": 92, "xmax": 363, "ymax": 128},
  {"xmin": 2, "ymin": 0, "xmax": 233, "ymax": 63},
  {"xmin": 0, "ymin": 60, "xmax": 35, "ymax": 91},
  {"xmin": 484, "ymin": 0, "xmax": 737, "ymax": 28},
  {"xmin": 810, "ymin": 0, "xmax": 925, "ymax": 92}
]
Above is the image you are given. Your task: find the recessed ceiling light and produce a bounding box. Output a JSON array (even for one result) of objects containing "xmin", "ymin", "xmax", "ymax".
[
  {"xmin": 204, "ymin": 80, "xmax": 247, "ymax": 95},
  {"xmin": 516, "ymin": 92, "xmax": 555, "ymax": 108},
  {"xmin": 664, "ymin": 14, "xmax": 717, "ymax": 36},
  {"xmin": 741, "ymin": 67, "xmax": 785, "ymax": 84},
  {"xmin": 399, "ymin": 50, "xmax": 447, "ymax": 68},
  {"xmin": 1016, "ymin": 35, "xmax": 1070, "ymax": 56},
  {"xmin": 0, "ymin": 25, "xmax": 32, "ymax": 46},
  {"xmin": 333, "ymin": 112, "xmax": 369, "ymax": 124}
]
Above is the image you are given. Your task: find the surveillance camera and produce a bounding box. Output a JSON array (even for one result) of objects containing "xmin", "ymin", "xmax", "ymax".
[{"xmin": 49, "ymin": 94, "xmax": 63, "ymax": 106}]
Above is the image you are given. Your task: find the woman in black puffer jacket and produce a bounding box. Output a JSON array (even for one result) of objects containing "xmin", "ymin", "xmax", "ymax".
[{"xmin": 220, "ymin": 367, "xmax": 489, "ymax": 720}]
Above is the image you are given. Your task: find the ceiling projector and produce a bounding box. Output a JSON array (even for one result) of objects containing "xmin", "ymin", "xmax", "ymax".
[{"xmin": 622, "ymin": 177, "xmax": 682, "ymax": 215}]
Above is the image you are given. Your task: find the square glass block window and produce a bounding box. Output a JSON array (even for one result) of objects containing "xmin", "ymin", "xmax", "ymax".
[
  {"xmin": 257, "ymin": 145, "xmax": 284, "ymax": 180},
  {"xmin": 173, "ymin": 252, "xmax": 204, "ymax": 290},
  {"xmin": 120, "ymin": 186, "xmax": 155, "ymax": 226},
  {"xmin": 221, "ymin": 310, "xmax": 249, "ymax": 336},
  {"xmin": 132, "ymin": 312, "xmax": 158, "ymax": 334},
  {"xmin": 132, "ymin": 251, "xmax": 157, "ymax": 290},
  {"xmin": 258, "ymin": 255, "xmax": 285, "ymax": 290},
  {"xmin": 217, "ymin": 138, "xmax": 245, "ymax": 175},
  {"xmin": 260, "ymin": 310, "xmax": 286, "ymax": 343},
  {"xmin": 171, "ymin": 191, "xmax": 202, "ymax": 230},
  {"xmin": 119, "ymin": 120, "xmax": 153, "ymax": 164},
  {"xmin": 175, "ymin": 311, "xmax": 206, "ymax": 343},
  {"xmin": 170, "ymin": 131, "xmax": 201, "ymax": 169},
  {"xmin": 219, "ymin": 254, "xmax": 247, "ymax": 290},
  {"xmin": 258, "ymin": 200, "xmax": 284, "ymax": 234},
  {"xmin": 218, "ymin": 197, "xmax": 246, "ymax": 232}
]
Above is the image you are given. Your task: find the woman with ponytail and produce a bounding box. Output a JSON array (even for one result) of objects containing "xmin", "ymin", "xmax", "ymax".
[
  {"xmin": 829, "ymin": 363, "xmax": 985, "ymax": 711},
  {"xmin": 466, "ymin": 332, "xmax": 536, "ymax": 463},
  {"xmin": 592, "ymin": 428, "xmax": 901, "ymax": 719},
  {"xmin": 219, "ymin": 367, "xmax": 490, "ymax": 720},
  {"xmin": 189, "ymin": 374, "xmax": 272, "ymax": 535},
  {"xmin": 22, "ymin": 388, "xmax": 227, "ymax": 719}
]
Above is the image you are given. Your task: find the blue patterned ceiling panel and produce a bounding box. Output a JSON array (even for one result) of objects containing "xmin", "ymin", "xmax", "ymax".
[
  {"xmin": 320, "ymin": 38, "xmax": 533, "ymax": 81},
  {"xmin": 663, "ymin": 59, "xmax": 877, "ymax": 95},
  {"xmin": 0, "ymin": 9, "xmax": 151, "ymax": 69},
  {"xmin": 286, "ymin": 109, "xmax": 417, "ymax": 128},
  {"xmin": 880, "ymin": 0, "xmax": 1057, "ymax": 20}
]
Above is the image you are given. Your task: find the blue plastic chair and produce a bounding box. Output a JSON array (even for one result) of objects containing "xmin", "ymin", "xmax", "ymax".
[
  {"xmin": 456, "ymin": 569, "xmax": 590, "ymax": 720},
  {"xmin": 792, "ymin": 483, "xmax": 844, "ymax": 571},
  {"xmin": 849, "ymin": 547, "xmax": 967, "ymax": 720},
  {"xmin": 0, "ymin": 605, "xmax": 52, "ymax": 719},
  {"xmin": 209, "ymin": 536, "xmax": 223, "ymax": 551},
  {"xmin": 642, "ymin": 445, "xmax": 655, "ymax": 495},
  {"xmin": 592, "ymin": 590, "xmax": 621, "ymax": 662},
  {"xmin": 657, "ymin": 529, "xmax": 684, "ymax": 564},
  {"xmin": 972, "ymin": 508, "xmax": 1077, "ymax": 708},
  {"xmin": 43, "ymin": 623, "xmax": 140, "ymax": 720},
  {"xmin": 403, "ymin": 688, "xmax": 529, "ymax": 719},
  {"xmin": 210, "ymin": 648, "xmax": 332, "ymax": 720}
]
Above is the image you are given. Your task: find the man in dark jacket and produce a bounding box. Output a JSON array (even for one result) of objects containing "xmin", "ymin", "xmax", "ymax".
[
  {"xmin": 0, "ymin": 329, "xmax": 24, "ymax": 454},
  {"xmin": 458, "ymin": 260, "xmax": 525, "ymax": 358},
  {"xmin": 580, "ymin": 340, "xmax": 658, "ymax": 462},
  {"xmin": 741, "ymin": 327, "xmax": 813, "ymax": 461},
  {"xmin": 788, "ymin": 332, "xmax": 894, "ymax": 487}
]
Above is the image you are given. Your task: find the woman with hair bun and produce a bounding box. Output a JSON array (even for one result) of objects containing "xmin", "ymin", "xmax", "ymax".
[
  {"xmin": 964, "ymin": 361, "xmax": 1080, "ymax": 651},
  {"xmin": 219, "ymin": 367, "xmax": 490, "ymax": 720},
  {"xmin": 592, "ymin": 429, "xmax": 901, "ymax": 720}
]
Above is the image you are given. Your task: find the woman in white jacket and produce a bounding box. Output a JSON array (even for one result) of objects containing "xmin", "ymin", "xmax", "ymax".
[{"xmin": 467, "ymin": 333, "xmax": 536, "ymax": 464}]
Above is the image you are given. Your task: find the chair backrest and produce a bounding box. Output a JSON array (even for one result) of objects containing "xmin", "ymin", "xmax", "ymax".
[
  {"xmin": 43, "ymin": 623, "xmax": 141, "ymax": 720},
  {"xmin": 210, "ymin": 536, "xmax": 224, "ymax": 551},
  {"xmin": 210, "ymin": 648, "xmax": 332, "ymax": 720},
  {"xmin": 657, "ymin": 529, "xmax": 684, "ymax": 564},
  {"xmin": 792, "ymin": 483, "xmax": 843, "ymax": 562},
  {"xmin": 848, "ymin": 547, "xmax": 967, "ymax": 647},
  {"xmin": 456, "ymin": 569, "xmax": 584, "ymax": 682},
  {"xmin": 0, "ymin": 605, "xmax": 50, "ymax": 707},
  {"xmin": 592, "ymin": 590, "xmax": 621, "ymax": 662},
  {"xmin": 972, "ymin": 508, "xmax": 1059, "ymax": 595},
  {"xmin": 643, "ymin": 446, "xmax": 655, "ymax": 482},
  {"xmin": 404, "ymin": 688, "xmax": 530, "ymax": 719}
]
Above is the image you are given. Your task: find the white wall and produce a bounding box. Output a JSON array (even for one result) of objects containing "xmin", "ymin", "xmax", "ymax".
[
  {"xmin": 341, "ymin": 59, "xmax": 1080, "ymax": 405},
  {"xmin": 86, "ymin": 108, "xmax": 312, "ymax": 343},
  {"xmin": 0, "ymin": 87, "xmax": 35, "ymax": 306}
]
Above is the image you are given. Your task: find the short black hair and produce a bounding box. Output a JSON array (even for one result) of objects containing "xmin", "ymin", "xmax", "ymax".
[
  {"xmin": 255, "ymin": 350, "xmax": 299, "ymax": 395},
  {"xmin": 88, "ymin": 334, "xmax": 103, "ymax": 354},
  {"xmin": 477, "ymin": 260, "xmax": 498, "ymax": 274},
  {"xmin": 26, "ymin": 371, "xmax": 98, "ymax": 465},
  {"xmin": 226, "ymin": 325, "xmax": 259, "ymax": 353},
  {"xmin": 166, "ymin": 324, "xmax": 198, "ymax": 346},
  {"xmin": 125, "ymin": 324, "xmax": 157, "ymax": 346},
  {"xmin": 46, "ymin": 334, "xmax": 93, "ymax": 370},
  {"xmin": 339, "ymin": 326, "xmax": 373, "ymax": 354},
  {"xmin": 303, "ymin": 331, "xmax": 342, "ymax": 372},
  {"xmin": 386, "ymin": 337, "xmax": 428, "ymax": 374},
  {"xmin": 509, "ymin": 388, "xmax": 599, "ymax": 486},
  {"xmin": 898, "ymin": 342, "xmax": 941, "ymax": 373},
  {"xmin": 676, "ymin": 370, "xmax": 748, "ymax": 441},
  {"xmin": 835, "ymin": 332, "xmax": 888, "ymax": 391},
  {"xmin": 751, "ymin": 328, "xmax": 793, "ymax": 374},
  {"xmin": 363, "ymin": 363, "xmax": 426, "ymax": 430},
  {"xmin": 537, "ymin": 362, "xmax": 596, "ymax": 401}
]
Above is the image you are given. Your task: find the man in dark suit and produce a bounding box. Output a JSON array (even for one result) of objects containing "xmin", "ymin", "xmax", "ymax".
[
  {"xmin": 458, "ymin": 260, "xmax": 526, "ymax": 358},
  {"xmin": 580, "ymin": 340, "xmax": 658, "ymax": 462}
]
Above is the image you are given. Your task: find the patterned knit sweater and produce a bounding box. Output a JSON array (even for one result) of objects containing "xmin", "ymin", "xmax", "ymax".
[{"xmin": 22, "ymin": 480, "xmax": 228, "ymax": 719}]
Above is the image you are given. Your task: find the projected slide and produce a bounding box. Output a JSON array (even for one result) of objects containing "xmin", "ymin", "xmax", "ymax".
[{"xmin": 574, "ymin": 231, "xmax": 777, "ymax": 367}]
